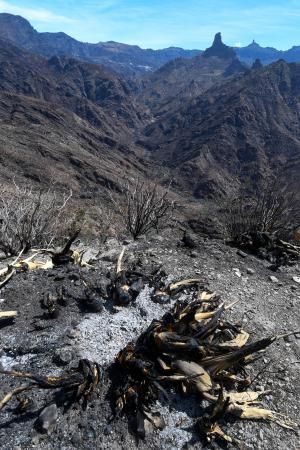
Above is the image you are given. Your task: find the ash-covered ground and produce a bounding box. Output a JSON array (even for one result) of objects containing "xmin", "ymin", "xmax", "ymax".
[{"xmin": 0, "ymin": 231, "xmax": 299, "ymax": 450}]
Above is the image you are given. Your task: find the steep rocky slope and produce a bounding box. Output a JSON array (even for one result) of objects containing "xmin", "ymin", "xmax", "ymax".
[
  {"xmin": 138, "ymin": 34, "xmax": 248, "ymax": 117},
  {"xmin": 0, "ymin": 39, "xmax": 143, "ymax": 131},
  {"xmin": 143, "ymin": 60, "xmax": 300, "ymax": 196},
  {"xmin": 0, "ymin": 27, "xmax": 300, "ymax": 202},
  {"xmin": 0, "ymin": 39, "xmax": 148, "ymax": 191}
]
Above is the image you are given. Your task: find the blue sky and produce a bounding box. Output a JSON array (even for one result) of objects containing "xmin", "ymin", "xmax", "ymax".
[{"xmin": 0, "ymin": 0, "xmax": 299, "ymax": 50}]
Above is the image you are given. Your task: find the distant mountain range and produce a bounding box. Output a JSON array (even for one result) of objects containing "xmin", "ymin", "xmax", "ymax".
[
  {"xmin": 1, "ymin": 13, "xmax": 300, "ymax": 76},
  {"xmin": 0, "ymin": 13, "xmax": 199, "ymax": 76},
  {"xmin": 0, "ymin": 13, "xmax": 299, "ymax": 200},
  {"xmin": 235, "ymin": 41, "xmax": 300, "ymax": 65}
]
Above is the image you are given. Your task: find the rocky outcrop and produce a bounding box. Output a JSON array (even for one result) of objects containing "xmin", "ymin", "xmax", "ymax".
[
  {"xmin": 252, "ymin": 58, "xmax": 263, "ymax": 70},
  {"xmin": 203, "ymin": 32, "xmax": 236, "ymax": 59},
  {"xmin": 224, "ymin": 58, "xmax": 249, "ymax": 76}
]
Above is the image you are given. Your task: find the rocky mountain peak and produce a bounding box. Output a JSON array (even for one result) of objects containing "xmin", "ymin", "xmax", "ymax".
[
  {"xmin": 249, "ymin": 39, "xmax": 260, "ymax": 48},
  {"xmin": 213, "ymin": 32, "xmax": 222, "ymax": 45},
  {"xmin": 0, "ymin": 13, "xmax": 36, "ymax": 44},
  {"xmin": 224, "ymin": 58, "xmax": 248, "ymax": 77},
  {"xmin": 203, "ymin": 32, "xmax": 236, "ymax": 59},
  {"xmin": 252, "ymin": 58, "xmax": 263, "ymax": 70}
]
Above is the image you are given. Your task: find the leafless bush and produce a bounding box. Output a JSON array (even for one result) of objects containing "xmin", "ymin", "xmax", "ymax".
[
  {"xmin": 0, "ymin": 183, "xmax": 73, "ymax": 256},
  {"xmin": 81, "ymin": 204, "xmax": 117, "ymax": 242},
  {"xmin": 221, "ymin": 178, "xmax": 300, "ymax": 241},
  {"xmin": 111, "ymin": 179, "xmax": 173, "ymax": 239}
]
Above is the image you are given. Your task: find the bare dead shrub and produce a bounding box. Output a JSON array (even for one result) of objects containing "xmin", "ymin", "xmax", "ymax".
[
  {"xmin": 221, "ymin": 178, "xmax": 300, "ymax": 241},
  {"xmin": 81, "ymin": 204, "xmax": 117, "ymax": 242},
  {"xmin": 111, "ymin": 179, "xmax": 173, "ymax": 239},
  {"xmin": 0, "ymin": 183, "xmax": 73, "ymax": 256}
]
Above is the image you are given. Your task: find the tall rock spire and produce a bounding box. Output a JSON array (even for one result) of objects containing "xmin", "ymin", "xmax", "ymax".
[{"xmin": 203, "ymin": 32, "xmax": 236, "ymax": 60}]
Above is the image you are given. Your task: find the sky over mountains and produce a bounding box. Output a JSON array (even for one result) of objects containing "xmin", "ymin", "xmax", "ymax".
[{"xmin": 0, "ymin": 0, "xmax": 299, "ymax": 50}]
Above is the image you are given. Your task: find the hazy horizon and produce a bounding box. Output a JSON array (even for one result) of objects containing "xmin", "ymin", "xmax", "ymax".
[{"xmin": 0, "ymin": 0, "xmax": 299, "ymax": 51}]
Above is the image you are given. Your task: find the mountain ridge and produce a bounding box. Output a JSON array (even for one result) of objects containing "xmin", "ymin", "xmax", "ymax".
[
  {"xmin": 0, "ymin": 16, "xmax": 299, "ymax": 203},
  {"xmin": 2, "ymin": 13, "xmax": 300, "ymax": 76},
  {"xmin": 0, "ymin": 13, "xmax": 200, "ymax": 76},
  {"xmin": 0, "ymin": 37, "xmax": 150, "ymax": 192},
  {"xmin": 142, "ymin": 59, "xmax": 300, "ymax": 196},
  {"xmin": 138, "ymin": 34, "xmax": 248, "ymax": 118}
]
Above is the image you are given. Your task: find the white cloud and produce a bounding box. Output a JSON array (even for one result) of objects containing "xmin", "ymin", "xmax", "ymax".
[
  {"xmin": 0, "ymin": 0, "xmax": 75, "ymax": 23},
  {"xmin": 234, "ymin": 42, "xmax": 242, "ymax": 48}
]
